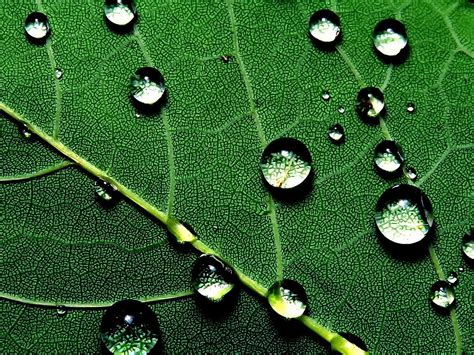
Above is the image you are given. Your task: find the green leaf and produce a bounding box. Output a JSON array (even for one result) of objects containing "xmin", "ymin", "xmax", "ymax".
[{"xmin": 1, "ymin": 0, "xmax": 473, "ymax": 353}]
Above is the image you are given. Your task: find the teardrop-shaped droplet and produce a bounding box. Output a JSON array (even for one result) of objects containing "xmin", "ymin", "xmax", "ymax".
[
  {"xmin": 462, "ymin": 233, "xmax": 473, "ymax": 260},
  {"xmin": 430, "ymin": 281, "xmax": 455, "ymax": 309},
  {"xmin": 95, "ymin": 180, "xmax": 119, "ymax": 205},
  {"xmin": 309, "ymin": 9, "xmax": 341, "ymax": 47},
  {"xmin": 25, "ymin": 12, "xmax": 50, "ymax": 42},
  {"xmin": 101, "ymin": 300, "xmax": 159, "ymax": 354},
  {"xmin": 356, "ymin": 87, "xmax": 385, "ymax": 123},
  {"xmin": 328, "ymin": 124, "xmax": 345, "ymax": 144},
  {"xmin": 374, "ymin": 140, "xmax": 404, "ymax": 177},
  {"xmin": 321, "ymin": 90, "xmax": 331, "ymax": 102},
  {"xmin": 260, "ymin": 138, "xmax": 312, "ymax": 190},
  {"xmin": 447, "ymin": 271, "xmax": 458, "ymax": 286},
  {"xmin": 192, "ymin": 254, "xmax": 235, "ymax": 302},
  {"xmin": 268, "ymin": 279, "xmax": 307, "ymax": 318},
  {"xmin": 19, "ymin": 125, "xmax": 33, "ymax": 139},
  {"xmin": 373, "ymin": 19, "xmax": 408, "ymax": 58},
  {"xmin": 338, "ymin": 105, "xmax": 345, "ymax": 114},
  {"xmin": 55, "ymin": 68, "xmax": 63, "ymax": 79},
  {"xmin": 375, "ymin": 184, "xmax": 434, "ymax": 245},
  {"xmin": 56, "ymin": 306, "xmax": 67, "ymax": 316},
  {"xmin": 131, "ymin": 67, "xmax": 166, "ymax": 109},
  {"xmin": 407, "ymin": 102, "xmax": 415, "ymax": 113},
  {"xmin": 104, "ymin": 0, "xmax": 136, "ymax": 30},
  {"xmin": 406, "ymin": 166, "xmax": 417, "ymax": 181}
]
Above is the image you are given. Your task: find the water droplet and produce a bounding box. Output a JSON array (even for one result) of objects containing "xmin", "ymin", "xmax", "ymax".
[
  {"xmin": 135, "ymin": 113, "xmax": 141, "ymax": 118},
  {"xmin": 328, "ymin": 124, "xmax": 345, "ymax": 144},
  {"xmin": 321, "ymin": 90, "xmax": 331, "ymax": 102},
  {"xmin": 25, "ymin": 12, "xmax": 50, "ymax": 42},
  {"xmin": 430, "ymin": 281, "xmax": 455, "ymax": 309},
  {"xmin": 260, "ymin": 138, "xmax": 312, "ymax": 190},
  {"xmin": 192, "ymin": 254, "xmax": 235, "ymax": 302},
  {"xmin": 406, "ymin": 166, "xmax": 417, "ymax": 181},
  {"xmin": 373, "ymin": 19, "xmax": 408, "ymax": 58},
  {"xmin": 458, "ymin": 267, "xmax": 464, "ymax": 273},
  {"xmin": 447, "ymin": 271, "xmax": 458, "ymax": 286},
  {"xmin": 19, "ymin": 125, "xmax": 32, "ymax": 139},
  {"xmin": 374, "ymin": 140, "xmax": 404, "ymax": 177},
  {"xmin": 407, "ymin": 102, "xmax": 415, "ymax": 113},
  {"xmin": 104, "ymin": 0, "xmax": 136, "ymax": 30},
  {"xmin": 56, "ymin": 306, "xmax": 67, "ymax": 316},
  {"xmin": 462, "ymin": 233, "xmax": 474, "ymax": 260},
  {"xmin": 356, "ymin": 87, "xmax": 385, "ymax": 123},
  {"xmin": 309, "ymin": 9, "xmax": 341, "ymax": 46},
  {"xmin": 95, "ymin": 180, "xmax": 119, "ymax": 205},
  {"xmin": 375, "ymin": 184, "xmax": 434, "ymax": 245},
  {"xmin": 55, "ymin": 68, "xmax": 63, "ymax": 79},
  {"xmin": 268, "ymin": 279, "xmax": 307, "ymax": 318},
  {"xmin": 338, "ymin": 105, "xmax": 345, "ymax": 114},
  {"xmin": 101, "ymin": 300, "xmax": 159, "ymax": 354},
  {"xmin": 131, "ymin": 67, "xmax": 166, "ymax": 109},
  {"xmin": 220, "ymin": 55, "xmax": 232, "ymax": 63}
]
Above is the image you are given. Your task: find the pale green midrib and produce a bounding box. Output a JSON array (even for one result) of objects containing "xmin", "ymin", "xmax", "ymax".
[{"xmin": 0, "ymin": 161, "xmax": 74, "ymax": 182}]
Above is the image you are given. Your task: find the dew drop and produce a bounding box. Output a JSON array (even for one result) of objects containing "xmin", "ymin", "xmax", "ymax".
[
  {"xmin": 55, "ymin": 68, "xmax": 63, "ymax": 79},
  {"xmin": 356, "ymin": 87, "xmax": 385, "ymax": 123},
  {"xmin": 19, "ymin": 125, "xmax": 32, "ymax": 139},
  {"xmin": 95, "ymin": 180, "xmax": 119, "ymax": 205},
  {"xmin": 131, "ymin": 67, "xmax": 166, "ymax": 109},
  {"xmin": 268, "ymin": 279, "xmax": 307, "ymax": 318},
  {"xmin": 338, "ymin": 105, "xmax": 345, "ymax": 114},
  {"xmin": 374, "ymin": 140, "xmax": 404, "ymax": 177},
  {"xmin": 321, "ymin": 90, "xmax": 331, "ymax": 102},
  {"xmin": 220, "ymin": 55, "xmax": 232, "ymax": 63},
  {"xmin": 373, "ymin": 19, "xmax": 408, "ymax": 58},
  {"xmin": 430, "ymin": 281, "xmax": 455, "ymax": 309},
  {"xmin": 25, "ymin": 12, "xmax": 50, "ymax": 42},
  {"xmin": 458, "ymin": 267, "xmax": 464, "ymax": 273},
  {"xmin": 462, "ymin": 233, "xmax": 474, "ymax": 260},
  {"xmin": 407, "ymin": 102, "xmax": 415, "ymax": 113},
  {"xmin": 447, "ymin": 271, "xmax": 458, "ymax": 286},
  {"xmin": 101, "ymin": 300, "xmax": 159, "ymax": 354},
  {"xmin": 56, "ymin": 306, "xmax": 67, "ymax": 316},
  {"xmin": 375, "ymin": 184, "xmax": 434, "ymax": 245},
  {"xmin": 328, "ymin": 124, "xmax": 345, "ymax": 144},
  {"xmin": 260, "ymin": 138, "xmax": 312, "ymax": 190},
  {"xmin": 406, "ymin": 166, "xmax": 417, "ymax": 181},
  {"xmin": 104, "ymin": 0, "xmax": 136, "ymax": 29},
  {"xmin": 192, "ymin": 254, "xmax": 236, "ymax": 302},
  {"xmin": 309, "ymin": 9, "xmax": 341, "ymax": 46}
]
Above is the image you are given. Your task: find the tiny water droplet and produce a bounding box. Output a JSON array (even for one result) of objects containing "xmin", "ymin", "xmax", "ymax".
[
  {"xmin": 104, "ymin": 0, "xmax": 136, "ymax": 29},
  {"xmin": 373, "ymin": 19, "xmax": 408, "ymax": 58},
  {"xmin": 220, "ymin": 55, "xmax": 232, "ymax": 63},
  {"xmin": 321, "ymin": 90, "xmax": 331, "ymax": 102},
  {"xmin": 430, "ymin": 281, "xmax": 455, "ymax": 309},
  {"xmin": 55, "ymin": 68, "xmax": 63, "ymax": 79},
  {"xmin": 356, "ymin": 87, "xmax": 385, "ymax": 123},
  {"xmin": 406, "ymin": 166, "xmax": 417, "ymax": 181},
  {"xmin": 101, "ymin": 300, "xmax": 159, "ymax": 354},
  {"xmin": 131, "ymin": 67, "xmax": 166, "ymax": 108},
  {"xmin": 407, "ymin": 102, "xmax": 415, "ymax": 113},
  {"xmin": 260, "ymin": 138, "xmax": 312, "ymax": 190},
  {"xmin": 56, "ymin": 306, "xmax": 67, "ymax": 316},
  {"xmin": 447, "ymin": 271, "xmax": 458, "ymax": 286},
  {"xmin": 374, "ymin": 140, "xmax": 404, "ymax": 177},
  {"xmin": 338, "ymin": 105, "xmax": 345, "ymax": 114},
  {"xmin": 192, "ymin": 254, "xmax": 235, "ymax": 302},
  {"xmin": 19, "ymin": 125, "xmax": 32, "ymax": 139},
  {"xmin": 309, "ymin": 9, "xmax": 341, "ymax": 46},
  {"xmin": 95, "ymin": 180, "xmax": 119, "ymax": 205},
  {"xmin": 135, "ymin": 113, "xmax": 141, "ymax": 118},
  {"xmin": 458, "ymin": 267, "xmax": 464, "ymax": 273},
  {"xmin": 375, "ymin": 184, "xmax": 434, "ymax": 245},
  {"xmin": 25, "ymin": 12, "xmax": 50, "ymax": 42},
  {"xmin": 268, "ymin": 279, "xmax": 307, "ymax": 318},
  {"xmin": 328, "ymin": 124, "xmax": 345, "ymax": 144},
  {"xmin": 462, "ymin": 233, "xmax": 474, "ymax": 260}
]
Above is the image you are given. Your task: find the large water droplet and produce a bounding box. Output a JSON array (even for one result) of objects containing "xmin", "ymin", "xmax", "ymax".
[
  {"xmin": 447, "ymin": 271, "xmax": 458, "ymax": 286},
  {"xmin": 374, "ymin": 140, "xmax": 404, "ymax": 177},
  {"xmin": 260, "ymin": 138, "xmax": 312, "ymax": 190},
  {"xmin": 356, "ymin": 87, "xmax": 385, "ymax": 123},
  {"xmin": 462, "ymin": 233, "xmax": 473, "ymax": 260},
  {"xmin": 268, "ymin": 279, "xmax": 307, "ymax": 318},
  {"xmin": 430, "ymin": 281, "xmax": 455, "ymax": 309},
  {"xmin": 55, "ymin": 68, "xmax": 63, "ymax": 79},
  {"xmin": 309, "ymin": 9, "xmax": 341, "ymax": 47},
  {"xmin": 131, "ymin": 67, "xmax": 166, "ymax": 109},
  {"xmin": 101, "ymin": 300, "xmax": 159, "ymax": 354},
  {"xmin": 407, "ymin": 102, "xmax": 415, "ymax": 113},
  {"xmin": 192, "ymin": 254, "xmax": 235, "ymax": 303},
  {"xmin": 25, "ymin": 12, "xmax": 50, "ymax": 42},
  {"xmin": 373, "ymin": 19, "xmax": 408, "ymax": 59},
  {"xmin": 328, "ymin": 124, "xmax": 345, "ymax": 144},
  {"xmin": 95, "ymin": 180, "xmax": 119, "ymax": 206},
  {"xmin": 321, "ymin": 90, "xmax": 331, "ymax": 102},
  {"xmin": 104, "ymin": 0, "xmax": 136, "ymax": 30},
  {"xmin": 406, "ymin": 166, "xmax": 417, "ymax": 181},
  {"xmin": 375, "ymin": 184, "xmax": 434, "ymax": 245}
]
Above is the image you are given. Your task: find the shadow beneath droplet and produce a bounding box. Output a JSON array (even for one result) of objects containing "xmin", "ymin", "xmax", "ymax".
[
  {"xmin": 25, "ymin": 32, "xmax": 49, "ymax": 46},
  {"xmin": 193, "ymin": 285, "xmax": 240, "ymax": 321},
  {"xmin": 104, "ymin": 15, "xmax": 137, "ymax": 35},
  {"xmin": 308, "ymin": 33, "xmax": 342, "ymax": 52},
  {"xmin": 374, "ymin": 45, "xmax": 410, "ymax": 65}
]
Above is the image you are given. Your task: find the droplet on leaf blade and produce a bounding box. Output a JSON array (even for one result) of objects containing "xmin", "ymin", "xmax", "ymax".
[
  {"xmin": 309, "ymin": 9, "xmax": 341, "ymax": 48},
  {"xmin": 55, "ymin": 68, "xmax": 63, "ymax": 79},
  {"xmin": 25, "ymin": 12, "xmax": 50, "ymax": 43},
  {"xmin": 328, "ymin": 124, "xmax": 345, "ymax": 144},
  {"xmin": 95, "ymin": 180, "xmax": 120, "ymax": 206},
  {"xmin": 373, "ymin": 19, "xmax": 408, "ymax": 63},
  {"xmin": 356, "ymin": 87, "xmax": 385, "ymax": 123},
  {"xmin": 268, "ymin": 279, "xmax": 308, "ymax": 318},
  {"xmin": 104, "ymin": 0, "xmax": 137, "ymax": 32},
  {"xmin": 374, "ymin": 140, "xmax": 404, "ymax": 178},
  {"xmin": 462, "ymin": 233, "xmax": 473, "ymax": 261},
  {"xmin": 447, "ymin": 271, "xmax": 458, "ymax": 286},
  {"xmin": 321, "ymin": 90, "xmax": 331, "ymax": 102},
  {"xmin": 407, "ymin": 102, "xmax": 415, "ymax": 113},
  {"xmin": 131, "ymin": 67, "xmax": 166, "ymax": 111},
  {"xmin": 405, "ymin": 166, "xmax": 417, "ymax": 181},
  {"xmin": 430, "ymin": 281, "xmax": 455, "ymax": 309}
]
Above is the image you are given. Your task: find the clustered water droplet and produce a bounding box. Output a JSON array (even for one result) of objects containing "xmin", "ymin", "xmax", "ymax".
[
  {"xmin": 356, "ymin": 87, "xmax": 385, "ymax": 123},
  {"xmin": 373, "ymin": 19, "xmax": 408, "ymax": 60},
  {"xmin": 192, "ymin": 254, "xmax": 235, "ymax": 302},
  {"xmin": 104, "ymin": 0, "xmax": 137, "ymax": 30},
  {"xmin": 328, "ymin": 124, "xmax": 345, "ymax": 144},
  {"xmin": 25, "ymin": 12, "xmax": 50, "ymax": 42},
  {"xmin": 131, "ymin": 67, "xmax": 166, "ymax": 110},
  {"xmin": 268, "ymin": 279, "xmax": 307, "ymax": 318},
  {"xmin": 430, "ymin": 281, "xmax": 455, "ymax": 309},
  {"xmin": 374, "ymin": 140, "xmax": 404, "ymax": 178},
  {"xmin": 309, "ymin": 9, "xmax": 341, "ymax": 47}
]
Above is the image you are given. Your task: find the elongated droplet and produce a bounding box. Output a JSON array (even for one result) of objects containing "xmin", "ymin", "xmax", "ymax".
[
  {"xmin": 192, "ymin": 254, "xmax": 235, "ymax": 302},
  {"xmin": 373, "ymin": 19, "xmax": 408, "ymax": 58},
  {"xmin": 356, "ymin": 87, "xmax": 385, "ymax": 123},
  {"xmin": 131, "ymin": 67, "xmax": 166, "ymax": 108},
  {"xmin": 101, "ymin": 300, "xmax": 159, "ymax": 354},
  {"xmin": 19, "ymin": 125, "xmax": 32, "ymax": 139},
  {"xmin": 328, "ymin": 124, "xmax": 345, "ymax": 144},
  {"xmin": 95, "ymin": 180, "xmax": 119, "ymax": 205},
  {"xmin": 447, "ymin": 271, "xmax": 458, "ymax": 286},
  {"xmin": 407, "ymin": 103, "xmax": 415, "ymax": 113},
  {"xmin": 374, "ymin": 140, "xmax": 404, "ymax": 177},
  {"xmin": 268, "ymin": 279, "xmax": 307, "ymax": 318},
  {"xmin": 309, "ymin": 9, "xmax": 341, "ymax": 46},
  {"xmin": 430, "ymin": 281, "xmax": 455, "ymax": 309},
  {"xmin": 321, "ymin": 90, "xmax": 331, "ymax": 102},
  {"xmin": 462, "ymin": 233, "xmax": 473, "ymax": 260},
  {"xmin": 260, "ymin": 138, "xmax": 312, "ymax": 190},
  {"xmin": 406, "ymin": 166, "xmax": 417, "ymax": 181},
  {"xmin": 375, "ymin": 184, "xmax": 434, "ymax": 245},
  {"xmin": 55, "ymin": 68, "xmax": 63, "ymax": 79},
  {"xmin": 56, "ymin": 306, "xmax": 67, "ymax": 316},
  {"xmin": 25, "ymin": 12, "xmax": 50, "ymax": 42},
  {"xmin": 104, "ymin": 0, "xmax": 136, "ymax": 28}
]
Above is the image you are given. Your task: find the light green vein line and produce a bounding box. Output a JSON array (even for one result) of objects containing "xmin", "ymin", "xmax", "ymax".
[
  {"xmin": 416, "ymin": 146, "xmax": 452, "ymax": 187},
  {"xmin": 134, "ymin": 29, "xmax": 155, "ymax": 67},
  {"xmin": 450, "ymin": 308, "xmax": 463, "ymax": 355},
  {"xmin": 0, "ymin": 161, "xmax": 74, "ymax": 183},
  {"xmin": 378, "ymin": 117, "xmax": 393, "ymax": 141},
  {"xmin": 163, "ymin": 113, "xmax": 176, "ymax": 216},
  {"xmin": 336, "ymin": 47, "xmax": 366, "ymax": 87},
  {"xmin": 0, "ymin": 290, "xmax": 194, "ymax": 309},
  {"xmin": 268, "ymin": 198, "xmax": 283, "ymax": 281},
  {"xmin": 428, "ymin": 244, "xmax": 445, "ymax": 280},
  {"xmin": 381, "ymin": 64, "xmax": 394, "ymax": 91}
]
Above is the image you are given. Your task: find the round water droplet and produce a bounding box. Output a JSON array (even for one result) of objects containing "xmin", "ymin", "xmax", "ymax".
[
  {"xmin": 19, "ymin": 125, "xmax": 32, "ymax": 139},
  {"xmin": 407, "ymin": 103, "xmax": 415, "ymax": 113},
  {"xmin": 192, "ymin": 254, "xmax": 235, "ymax": 302},
  {"xmin": 375, "ymin": 184, "xmax": 434, "ymax": 245},
  {"xmin": 406, "ymin": 166, "xmax": 417, "ymax": 181},
  {"xmin": 268, "ymin": 279, "xmax": 307, "ymax": 318},
  {"xmin": 462, "ymin": 234, "xmax": 474, "ymax": 260},
  {"xmin": 104, "ymin": 0, "xmax": 136, "ymax": 29},
  {"xmin": 338, "ymin": 105, "xmax": 345, "ymax": 114},
  {"xmin": 56, "ymin": 306, "xmax": 67, "ymax": 316},
  {"xmin": 374, "ymin": 140, "xmax": 404, "ymax": 177},
  {"xmin": 373, "ymin": 19, "xmax": 408, "ymax": 58},
  {"xmin": 447, "ymin": 271, "xmax": 458, "ymax": 286},
  {"xmin": 458, "ymin": 267, "xmax": 464, "ymax": 273},
  {"xmin": 328, "ymin": 124, "xmax": 345, "ymax": 144},
  {"xmin": 131, "ymin": 67, "xmax": 166, "ymax": 108},
  {"xmin": 430, "ymin": 281, "xmax": 455, "ymax": 309},
  {"xmin": 25, "ymin": 12, "xmax": 50, "ymax": 42},
  {"xmin": 220, "ymin": 55, "xmax": 232, "ymax": 63},
  {"xmin": 260, "ymin": 138, "xmax": 312, "ymax": 190},
  {"xmin": 309, "ymin": 9, "xmax": 341, "ymax": 46},
  {"xmin": 356, "ymin": 87, "xmax": 385, "ymax": 123},
  {"xmin": 101, "ymin": 300, "xmax": 159, "ymax": 354},
  {"xmin": 321, "ymin": 90, "xmax": 331, "ymax": 101},
  {"xmin": 55, "ymin": 68, "xmax": 63, "ymax": 79},
  {"xmin": 95, "ymin": 180, "xmax": 119, "ymax": 205}
]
